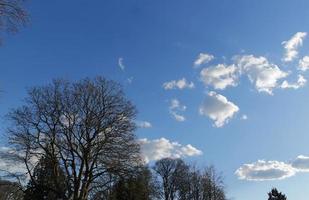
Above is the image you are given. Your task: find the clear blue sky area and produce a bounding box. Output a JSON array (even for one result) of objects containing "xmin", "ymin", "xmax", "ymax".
[{"xmin": 1, "ymin": 1, "xmax": 309, "ymax": 199}]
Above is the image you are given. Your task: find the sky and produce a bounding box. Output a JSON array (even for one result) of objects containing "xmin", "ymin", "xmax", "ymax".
[{"xmin": 1, "ymin": 0, "xmax": 309, "ymax": 199}]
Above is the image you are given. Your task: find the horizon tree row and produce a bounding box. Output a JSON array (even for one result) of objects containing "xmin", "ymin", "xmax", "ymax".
[{"xmin": 0, "ymin": 77, "xmax": 227, "ymax": 200}]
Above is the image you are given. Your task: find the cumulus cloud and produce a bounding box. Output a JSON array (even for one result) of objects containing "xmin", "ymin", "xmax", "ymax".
[
  {"xmin": 298, "ymin": 56, "xmax": 309, "ymax": 71},
  {"xmin": 118, "ymin": 57, "xmax": 125, "ymax": 71},
  {"xmin": 139, "ymin": 138, "xmax": 202, "ymax": 163},
  {"xmin": 282, "ymin": 32, "xmax": 307, "ymax": 62},
  {"xmin": 136, "ymin": 121, "xmax": 152, "ymax": 128},
  {"xmin": 235, "ymin": 160, "xmax": 296, "ymax": 181},
  {"xmin": 169, "ymin": 99, "xmax": 187, "ymax": 122},
  {"xmin": 280, "ymin": 75, "xmax": 306, "ymax": 89},
  {"xmin": 199, "ymin": 91, "xmax": 239, "ymax": 127},
  {"xmin": 291, "ymin": 155, "xmax": 309, "ymax": 172},
  {"xmin": 194, "ymin": 53, "xmax": 214, "ymax": 67},
  {"xmin": 163, "ymin": 78, "xmax": 195, "ymax": 90},
  {"xmin": 236, "ymin": 155, "xmax": 309, "ymax": 181},
  {"xmin": 235, "ymin": 55, "xmax": 288, "ymax": 94},
  {"xmin": 200, "ymin": 64, "xmax": 238, "ymax": 90}
]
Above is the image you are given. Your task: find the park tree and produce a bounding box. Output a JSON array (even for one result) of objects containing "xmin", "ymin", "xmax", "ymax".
[
  {"xmin": 153, "ymin": 158, "xmax": 190, "ymax": 200},
  {"xmin": 0, "ymin": 0, "xmax": 28, "ymax": 42},
  {"xmin": 268, "ymin": 188, "xmax": 287, "ymax": 200},
  {"xmin": 153, "ymin": 158, "xmax": 227, "ymax": 200},
  {"xmin": 23, "ymin": 155, "xmax": 68, "ymax": 200},
  {"xmin": 6, "ymin": 77, "xmax": 141, "ymax": 200},
  {"xmin": 106, "ymin": 166, "xmax": 160, "ymax": 200},
  {"xmin": 200, "ymin": 166, "xmax": 226, "ymax": 200},
  {"xmin": 0, "ymin": 179, "xmax": 23, "ymax": 200}
]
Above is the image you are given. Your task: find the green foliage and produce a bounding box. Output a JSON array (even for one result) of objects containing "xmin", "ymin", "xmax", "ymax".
[{"xmin": 24, "ymin": 155, "xmax": 68, "ymax": 200}]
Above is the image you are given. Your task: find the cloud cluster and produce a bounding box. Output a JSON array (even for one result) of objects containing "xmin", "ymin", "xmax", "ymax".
[
  {"xmin": 200, "ymin": 64, "xmax": 238, "ymax": 90},
  {"xmin": 199, "ymin": 91, "xmax": 239, "ymax": 127},
  {"xmin": 162, "ymin": 32, "xmax": 308, "ymax": 128},
  {"xmin": 236, "ymin": 55, "xmax": 288, "ymax": 94},
  {"xmin": 280, "ymin": 75, "xmax": 306, "ymax": 89},
  {"xmin": 139, "ymin": 137, "xmax": 202, "ymax": 163},
  {"xmin": 194, "ymin": 53, "xmax": 214, "ymax": 67},
  {"xmin": 236, "ymin": 155, "xmax": 309, "ymax": 181},
  {"xmin": 169, "ymin": 99, "xmax": 186, "ymax": 122},
  {"xmin": 298, "ymin": 56, "xmax": 309, "ymax": 71},
  {"xmin": 282, "ymin": 32, "xmax": 307, "ymax": 62},
  {"xmin": 163, "ymin": 78, "xmax": 195, "ymax": 90}
]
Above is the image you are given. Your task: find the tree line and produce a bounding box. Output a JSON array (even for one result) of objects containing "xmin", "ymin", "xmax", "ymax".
[
  {"xmin": 0, "ymin": 77, "xmax": 226, "ymax": 200},
  {"xmin": 0, "ymin": 77, "xmax": 289, "ymax": 200}
]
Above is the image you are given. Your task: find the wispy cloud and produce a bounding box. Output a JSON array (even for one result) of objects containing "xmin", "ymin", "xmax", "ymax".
[
  {"xmin": 139, "ymin": 137, "xmax": 202, "ymax": 163},
  {"xmin": 136, "ymin": 121, "xmax": 152, "ymax": 128},
  {"xmin": 194, "ymin": 53, "xmax": 214, "ymax": 67},
  {"xmin": 280, "ymin": 75, "xmax": 306, "ymax": 89},
  {"xmin": 199, "ymin": 91, "xmax": 239, "ymax": 127},
  {"xmin": 241, "ymin": 114, "xmax": 248, "ymax": 120},
  {"xmin": 169, "ymin": 99, "xmax": 187, "ymax": 122},
  {"xmin": 163, "ymin": 78, "xmax": 194, "ymax": 90},
  {"xmin": 118, "ymin": 57, "xmax": 125, "ymax": 71},
  {"xmin": 282, "ymin": 32, "xmax": 307, "ymax": 62}
]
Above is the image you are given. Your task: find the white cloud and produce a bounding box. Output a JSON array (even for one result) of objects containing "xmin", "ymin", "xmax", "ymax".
[
  {"xmin": 291, "ymin": 155, "xmax": 309, "ymax": 172},
  {"xmin": 118, "ymin": 57, "xmax": 125, "ymax": 71},
  {"xmin": 280, "ymin": 75, "xmax": 306, "ymax": 89},
  {"xmin": 200, "ymin": 64, "xmax": 238, "ymax": 90},
  {"xmin": 235, "ymin": 55, "xmax": 288, "ymax": 94},
  {"xmin": 282, "ymin": 32, "xmax": 307, "ymax": 62},
  {"xmin": 241, "ymin": 114, "xmax": 248, "ymax": 120},
  {"xmin": 194, "ymin": 53, "xmax": 214, "ymax": 67},
  {"xmin": 235, "ymin": 160, "xmax": 296, "ymax": 181},
  {"xmin": 136, "ymin": 121, "xmax": 152, "ymax": 128},
  {"xmin": 163, "ymin": 78, "xmax": 195, "ymax": 90},
  {"xmin": 298, "ymin": 56, "xmax": 309, "ymax": 71},
  {"xmin": 199, "ymin": 91, "xmax": 239, "ymax": 127},
  {"xmin": 171, "ymin": 112, "xmax": 186, "ymax": 122},
  {"xmin": 169, "ymin": 99, "xmax": 187, "ymax": 122},
  {"xmin": 139, "ymin": 138, "xmax": 202, "ymax": 163}
]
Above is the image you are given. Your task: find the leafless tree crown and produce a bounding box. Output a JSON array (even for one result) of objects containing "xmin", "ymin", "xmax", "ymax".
[{"xmin": 7, "ymin": 77, "xmax": 141, "ymax": 200}]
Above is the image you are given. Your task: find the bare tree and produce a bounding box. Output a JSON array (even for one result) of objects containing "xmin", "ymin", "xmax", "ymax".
[
  {"xmin": 200, "ymin": 166, "xmax": 226, "ymax": 200},
  {"xmin": 6, "ymin": 77, "xmax": 141, "ymax": 200},
  {"xmin": 153, "ymin": 158, "xmax": 189, "ymax": 200},
  {"xmin": 0, "ymin": 0, "xmax": 28, "ymax": 42}
]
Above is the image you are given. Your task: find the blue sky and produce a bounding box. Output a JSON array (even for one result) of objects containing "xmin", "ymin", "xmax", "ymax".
[{"xmin": 2, "ymin": 0, "xmax": 309, "ymax": 199}]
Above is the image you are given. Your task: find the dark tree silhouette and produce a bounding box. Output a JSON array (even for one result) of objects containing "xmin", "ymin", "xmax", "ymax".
[
  {"xmin": 0, "ymin": 179, "xmax": 23, "ymax": 200},
  {"xmin": 153, "ymin": 158, "xmax": 188, "ymax": 200},
  {"xmin": 0, "ymin": 0, "xmax": 28, "ymax": 42},
  {"xmin": 24, "ymin": 155, "xmax": 68, "ymax": 200},
  {"xmin": 7, "ymin": 77, "xmax": 141, "ymax": 200},
  {"xmin": 106, "ymin": 166, "xmax": 160, "ymax": 200},
  {"xmin": 268, "ymin": 188, "xmax": 287, "ymax": 200},
  {"xmin": 154, "ymin": 158, "xmax": 226, "ymax": 200}
]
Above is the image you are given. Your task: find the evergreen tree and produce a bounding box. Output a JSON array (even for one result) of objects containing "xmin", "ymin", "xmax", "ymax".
[
  {"xmin": 24, "ymin": 155, "xmax": 68, "ymax": 200},
  {"xmin": 268, "ymin": 188, "xmax": 287, "ymax": 200},
  {"xmin": 108, "ymin": 166, "xmax": 159, "ymax": 200}
]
